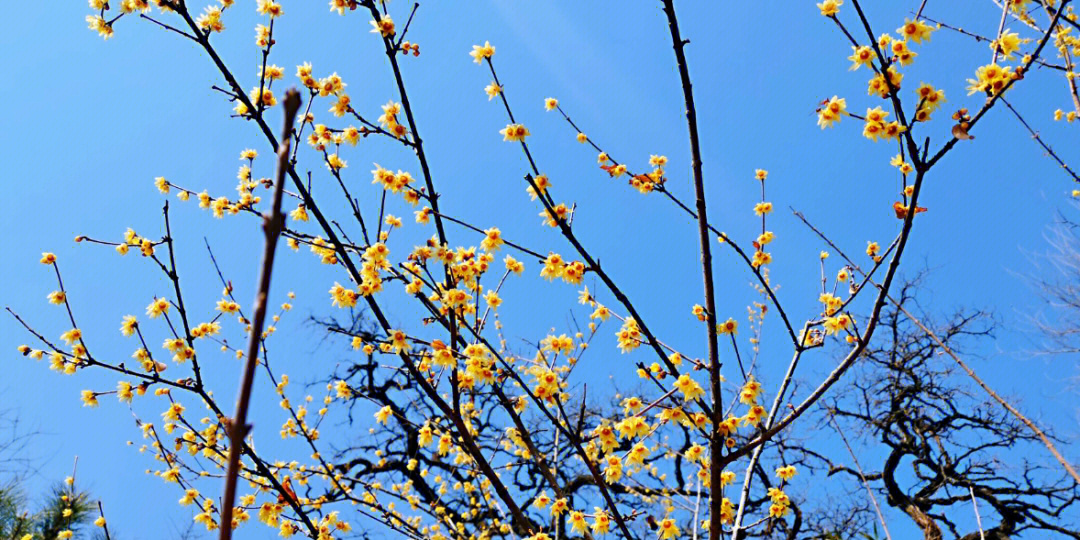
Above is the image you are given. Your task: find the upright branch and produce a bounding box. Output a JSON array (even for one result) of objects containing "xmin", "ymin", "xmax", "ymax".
[
  {"xmin": 659, "ymin": 2, "xmax": 724, "ymax": 539},
  {"xmin": 218, "ymin": 89, "xmax": 301, "ymax": 540},
  {"xmin": 96, "ymin": 501, "xmax": 112, "ymax": 540}
]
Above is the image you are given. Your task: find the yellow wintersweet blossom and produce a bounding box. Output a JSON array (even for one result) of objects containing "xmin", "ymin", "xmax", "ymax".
[
  {"xmin": 658, "ymin": 518, "xmax": 680, "ymax": 539},
  {"xmin": 817, "ymin": 0, "xmax": 842, "ymax": 17},
  {"xmin": 374, "ymin": 405, "xmax": 393, "ymax": 425},
  {"xmin": 499, "ymin": 124, "xmax": 530, "ymax": 142},
  {"xmin": 256, "ymin": 0, "xmax": 283, "ymax": 18},
  {"xmin": 470, "ymin": 41, "xmax": 495, "ymax": 63},
  {"xmin": 991, "ymin": 30, "xmax": 1026, "ymax": 59},
  {"xmin": 817, "ymin": 96, "xmax": 847, "ymax": 128},
  {"xmin": 848, "ymin": 45, "xmax": 874, "ymax": 70},
  {"xmin": 868, "ymin": 66, "xmax": 903, "ymax": 98},
  {"xmin": 86, "ymin": 15, "xmax": 114, "ymax": 39},
  {"xmin": 145, "ymin": 297, "xmax": 169, "ymax": 319},
  {"xmin": 195, "ymin": 6, "xmax": 224, "ymax": 33},
  {"xmin": 674, "ymin": 374, "xmax": 705, "ymax": 401},
  {"xmin": 480, "ymin": 228, "xmax": 503, "ymax": 251},
  {"xmin": 370, "ymin": 15, "xmax": 395, "ymax": 37},
  {"xmin": 718, "ymin": 318, "xmax": 738, "ymax": 335},
  {"xmin": 776, "ymin": 464, "xmax": 798, "ymax": 481},
  {"xmin": 967, "ymin": 63, "xmax": 1016, "ymax": 96},
  {"xmin": 824, "ymin": 313, "xmax": 855, "ymax": 335},
  {"xmin": 897, "ymin": 17, "xmax": 935, "ymax": 43}
]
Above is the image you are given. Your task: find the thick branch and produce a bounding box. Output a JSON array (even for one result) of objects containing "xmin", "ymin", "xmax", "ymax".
[{"xmin": 219, "ymin": 89, "xmax": 301, "ymax": 540}]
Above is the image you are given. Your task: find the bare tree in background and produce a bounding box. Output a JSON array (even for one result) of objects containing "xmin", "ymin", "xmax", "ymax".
[
  {"xmin": 822, "ymin": 280, "xmax": 1080, "ymax": 539},
  {"xmin": 1030, "ymin": 210, "xmax": 1080, "ymax": 389},
  {"xmin": 0, "ymin": 410, "xmax": 35, "ymax": 484}
]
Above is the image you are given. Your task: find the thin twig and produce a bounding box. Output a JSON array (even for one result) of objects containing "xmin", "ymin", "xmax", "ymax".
[
  {"xmin": 97, "ymin": 501, "xmax": 112, "ymax": 540},
  {"xmin": 139, "ymin": 13, "xmax": 197, "ymax": 41},
  {"xmin": 999, "ymin": 97, "xmax": 1080, "ymax": 182},
  {"xmin": 916, "ymin": 0, "xmax": 930, "ymax": 18},
  {"xmin": 827, "ymin": 412, "xmax": 893, "ymax": 540}
]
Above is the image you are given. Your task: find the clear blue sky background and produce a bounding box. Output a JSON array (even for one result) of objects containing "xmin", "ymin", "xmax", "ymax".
[{"xmin": 1, "ymin": 1, "xmax": 1078, "ymax": 538}]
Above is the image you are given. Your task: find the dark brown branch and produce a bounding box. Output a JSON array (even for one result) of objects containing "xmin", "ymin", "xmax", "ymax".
[
  {"xmin": 218, "ymin": 89, "xmax": 301, "ymax": 540},
  {"xmin": 139, "ymin": 13, "xmax": 197, "ymax": 41},
  {"xmin": 658, "ymin": 3, "xmax": 723, "ymax": 540},
  {"xmin": 97, "ymin": 501, "xmax": 112, "ymax": 540}
]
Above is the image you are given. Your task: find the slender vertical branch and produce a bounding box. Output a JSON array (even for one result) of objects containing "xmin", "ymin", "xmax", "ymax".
[
  {"xmin": 970, "ymin": 487, "xmax": 987, "ymax": 540},
  {"xmin": 1063, "ymin": 47, "xmax": 1080, "ymax": 116},
  {"xmin": 847, "ymin": 0, "xmax": 923, "ymax": 164},
  {"xmin": 730, "ymin": 344, "xmax": 807, "ymax": 540},
  {"xmin": 659, "ymin": 2, "xmax": 723, "ymax": 539},
  {"xmin": 991, "ymin": 0, "xmax": 1011, "ymax": 64},
  {"xmin": 162, "ymin": 202, "xmax": 204, "ymax": 389},
  {"xmin": 364, "ymin": 2, "xmax": 450, "ymax": 252},
  {"xmin": 218, "ymin": 89, "xmax": 301, "ymax": 540}
]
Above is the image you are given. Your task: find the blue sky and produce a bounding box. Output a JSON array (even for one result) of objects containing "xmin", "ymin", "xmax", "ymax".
[{"xmin": 2, "ymin": 1, "xmax": 1078, "ymax": 538}]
